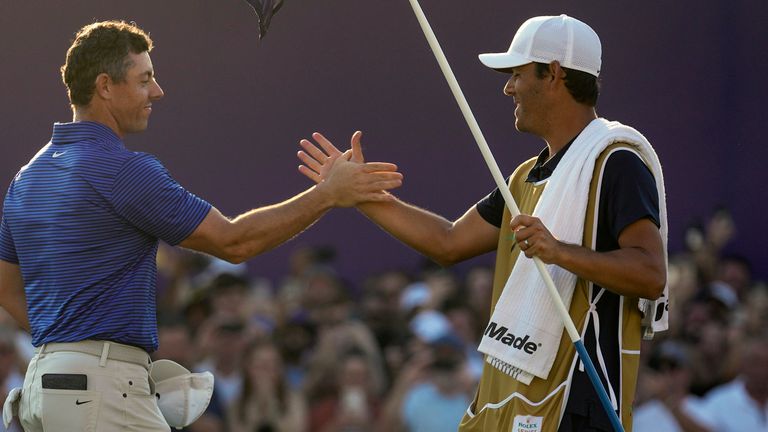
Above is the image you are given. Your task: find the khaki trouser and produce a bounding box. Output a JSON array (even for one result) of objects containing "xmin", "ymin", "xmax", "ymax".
[{"xmin": 16, "ymin": 340, "xmax": 170, "ymax": 432}]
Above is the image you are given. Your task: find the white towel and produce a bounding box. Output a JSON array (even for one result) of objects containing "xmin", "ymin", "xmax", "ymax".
[{"xmin": 478, "ymin": 118, "xmax": 668, "ymax": 384}]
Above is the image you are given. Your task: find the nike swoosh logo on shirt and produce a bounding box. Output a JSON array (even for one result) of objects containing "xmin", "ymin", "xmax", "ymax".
[
  {"xmin": 52, "ymin": 151, "xmax": 67, "ymax": 158},
  {"xmin": 75, "ymin": 399, "xmax": 92, "ymax": 405}
]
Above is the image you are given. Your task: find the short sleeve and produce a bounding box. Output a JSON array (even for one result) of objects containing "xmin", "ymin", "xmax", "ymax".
[
  {"xmin": 600, "ymin": 150, "xmax": 660, "ymax": 241},
  {"xmin": 112, "ymin": 154, "xmax": 212, "ymax": 245},
  {"xmin": 475, "ymin": 177, "xmax": 512, "ymax": 228},
  {"xmin": 0, "ymin": 213, "xmax": 18, "ymax": 263}
]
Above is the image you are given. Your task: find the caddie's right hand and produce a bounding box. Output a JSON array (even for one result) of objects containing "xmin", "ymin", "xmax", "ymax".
[
  {"xmin": 297, "ymin": 131, "xmax": 368, "ymax": 183},
  {"xmin": 303, "ymin": 132, "xmax": 402, "ymax": 207}
]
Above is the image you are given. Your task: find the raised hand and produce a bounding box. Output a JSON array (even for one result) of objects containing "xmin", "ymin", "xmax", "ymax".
[
  {"xmin": 298, "ymin": 131, "xmax": 367, "ymax": 183},
  {"xmin": 301, "ymin": 132, "xmax": 402, "ymax": 207}
]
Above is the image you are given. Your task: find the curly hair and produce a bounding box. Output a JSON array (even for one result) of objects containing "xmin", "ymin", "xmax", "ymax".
[{"xmin": 61, "ymin": 20, "xmax": 153, "ymax": 107}]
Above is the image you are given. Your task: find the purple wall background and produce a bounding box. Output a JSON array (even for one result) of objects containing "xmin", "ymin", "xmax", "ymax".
[{"xmin": 2, "ymin": 1, "xmax": 767, "ymax": 285}]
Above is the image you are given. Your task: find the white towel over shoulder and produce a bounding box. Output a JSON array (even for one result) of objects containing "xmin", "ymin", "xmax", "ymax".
[{"xmin": 478, "ymin": 118, "xmax": 668, "ymax": 384}]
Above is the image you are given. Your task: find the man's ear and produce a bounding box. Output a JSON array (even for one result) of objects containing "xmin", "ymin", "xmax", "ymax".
[
  {"xmin": 546, "ymin": 61, "xmax": 568, "ymax": 94},
  {"xmin": 93, "ymin": 73, "xmax": 112, "ymax": 101},
  {"xmin": 549, "ymin": 61, "xmax": 566, "ymax": 82}
]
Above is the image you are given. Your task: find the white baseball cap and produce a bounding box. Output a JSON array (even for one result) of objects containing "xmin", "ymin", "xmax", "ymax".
[
  {"xmin": 478, "ymin": 14, "xmax": 602, "ymax": 77},
  {"xmin": 150, "ymin": 360, "xmax": 215, "ymax": 429}
]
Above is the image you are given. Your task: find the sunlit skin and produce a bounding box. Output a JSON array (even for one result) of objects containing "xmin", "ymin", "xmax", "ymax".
[
  {"xmin": 295, "ymin": 61, "xmax": 666, "ymax": 299},
  {"xmin": 502, "ymin": 61, "xmax": 597, "ymax": 154},
  {"xmin": 503, "ymin": 63, "xmax": 550, "ymax": 135},
  {"xmin": 74, "ymin": 51, "xmax": 164, "ymax": 137}
]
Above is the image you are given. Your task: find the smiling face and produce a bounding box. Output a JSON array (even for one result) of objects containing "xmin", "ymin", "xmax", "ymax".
[
  {"xmin": 106, "ymin": 51, "xmax": 164, "ymax": 136},
  {"xmin": 503, "ymin": 63, "xmax": 550, "ymax": 136}
]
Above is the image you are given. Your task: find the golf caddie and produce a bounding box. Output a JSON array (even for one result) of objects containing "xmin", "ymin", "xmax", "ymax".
[{"xmin": 297, "ymin": 14, "xmax": 669, "ymax": 431}]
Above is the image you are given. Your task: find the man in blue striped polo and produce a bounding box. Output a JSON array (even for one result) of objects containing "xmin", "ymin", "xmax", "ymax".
[{"xmin": 0, "ymin": 20, "xmax": 402, "ymax": 431}]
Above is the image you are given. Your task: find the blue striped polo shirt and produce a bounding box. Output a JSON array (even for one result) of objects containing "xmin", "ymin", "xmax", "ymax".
[{"xmin": 0, "ymin": 121, "xmax": 211, "ymax": 352}]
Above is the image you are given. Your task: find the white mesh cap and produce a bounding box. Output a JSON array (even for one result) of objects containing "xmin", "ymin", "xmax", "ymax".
[
  {"xmin": 478, "ymin": 15, "xmax": 602, "ymax": 77},
  {"xmin": 150, "ymin": 360, "xmax": 214, "ymax": 429}
]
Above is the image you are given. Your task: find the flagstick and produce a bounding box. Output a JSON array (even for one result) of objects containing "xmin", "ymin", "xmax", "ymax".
[{"xmin": 405, "ymin": 1, "xmax": 624, "ymax": 430}]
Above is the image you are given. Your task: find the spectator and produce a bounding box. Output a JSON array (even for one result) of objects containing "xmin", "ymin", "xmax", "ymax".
[
  {"xmin": 738, "ymin": 283, "xmax": 768, "ymax": 338},
  {"xmin": 419, "ymin": 265, "xmax": 460, "ymax": 312},
  {"xmin": 154, "ymin": 314, "xmax": 200, "ymax": 368},
  {"xmin": 713, "ymin": 254, "xmax": 753, "ymax": 303},
  {"xmin": 464, "ymin": 266, "xmax": 493, "ymax": 330},
  {"xmin": 303, "ymin": 320, "xmax": 385, "ymax": 411},
  {"xmin": 383, "ymin": 335, "xmax": 472, "ymax": 432},
  {"xmin": 228, "ymin": 339, "xmax": 307, "ymax": 432},
  {"xmin": 360, "ymin": 270, "xmax": 410, "ymax": 350},
  {"xmin": 633, "ymin": 341, "xmax": 708, "ymax": 432},
  {"xmin": 274, "ymin": 320, "xmax": 315, "ymax": 391},
  {"xmin": 195, "ymin": 318, "xmax": 254, "ymax": 409},
  {"xmin": 688, "ymin": 319, "xmax": 733, "ymax": 396},
  {"xmin": 309, "ymin": 347, "xmax": 384, "ymax": 432},
  {"xmin": 277, "ymin": 246, "xmax": 338, "ymax": 321},
  {"xmin": 302, "ymin": 271, "xmax": 386, "ymax": 408},
  {"xmin": 207, "ymin": 273, "xmax": 252, "ymax": 321},
  {"xmin": 0, "ymin": 327, "xmax": 22, "ymax": 432},
  {"xmin": 686, "ymin": 208, "xmax": 735, "ymax": 286},
  {"xmin": 442, "ymin": 297, "xmax": 484, "ymax": 384},
  {"xmin": 689, "ymin": 336, "xmax": 768, "ymax": 431},
  {"xmin": 0, "ymin": 310, "xmax": 32, "ymax": 364}
]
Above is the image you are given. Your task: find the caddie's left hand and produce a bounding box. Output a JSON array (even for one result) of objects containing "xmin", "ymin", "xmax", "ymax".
[{"xmin": 510, "ymin": 214, "xmax": 562, "ymax": 264}]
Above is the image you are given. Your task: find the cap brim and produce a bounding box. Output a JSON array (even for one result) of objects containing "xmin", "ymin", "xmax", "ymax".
[
  {"xmin": 150, "ymin": 359, "xmax": 192, "ymax": 382},
  {"xmin": 478, "ymin": 52, "xmax": 532, "ymax": 71}
]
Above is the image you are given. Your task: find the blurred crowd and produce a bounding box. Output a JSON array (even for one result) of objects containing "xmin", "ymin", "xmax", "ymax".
[
  {"xmin": 633, "ymin": 208, "xmax": 768, "ymax": 432},
  {"xmin": 0, "ymin": 207, "xmax": 765, "ymax": 432}
]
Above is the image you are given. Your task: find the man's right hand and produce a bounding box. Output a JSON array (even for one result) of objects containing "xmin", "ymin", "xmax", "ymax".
[
  {"xmin": 298, "ymin": 131, "xmax": 401, "ymax": 207},
  {"xmin": 297, "ymin": 131, "xmax": 367, "ymax": 183},
  {"xmin": 179, "ymin": 131, "xmax": 401, "ymax": 264}
]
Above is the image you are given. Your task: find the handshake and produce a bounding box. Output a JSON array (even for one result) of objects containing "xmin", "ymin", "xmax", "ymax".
[{"xmin": 296, "ymin": 131, "xmax": 403, "ymax": 208}]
